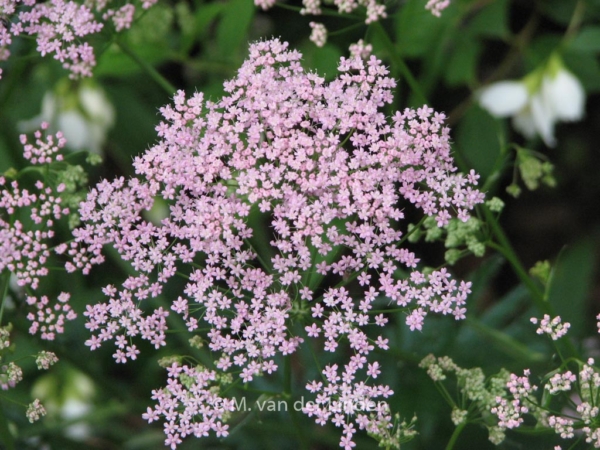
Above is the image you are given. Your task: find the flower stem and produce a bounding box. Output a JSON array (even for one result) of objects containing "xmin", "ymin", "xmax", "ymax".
[
  {"xmin": 483, "ymin": 206, "xmax": 579, "ymax": 359},
  {"xmin": 563, "ymin": 0, "xmax": 586, "ymax": 45},
  {"xmin": 445, "ymin": 421, "xmax": 467, "ymax": 450},
  {"xmin": 274, "ymin": 3, "xmax": 362, "ymax": 20},
  {"xmin": 0, "ymin": 399, "xmax": 15, "ymax": 450},
  {"xmin": 283, "ymin": 354, "xmax": 292, "ymax": 397},
  {"xmin": 283, "ymin": 354, "xmax": 309, "ymax": 450},
  {"xmin": 116, "ymin": 39, "xmax": 176, "ymax": 95},
  {"xmin": 369, "ymin": 22, "xmax": 428, "ymax": 106},
  {"xmin": 483, "ymin": 207, "xmax": 545, "ymax": 310},
  {"xmin": 0, "ymin": 271, "xmax": 10, "ymax": 325}
]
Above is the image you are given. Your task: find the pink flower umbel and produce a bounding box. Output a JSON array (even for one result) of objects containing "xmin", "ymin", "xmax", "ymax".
[
  {"xmin": 1, "ymin": 123, "xmax": 79, "ymax": 340},
  {"xmin": 0, "ymin": 0, "xmax": 158, "ymax": 78},
  {"xmin": 72, "ymin": 39, "xmax": 483, "ymax": 448}
]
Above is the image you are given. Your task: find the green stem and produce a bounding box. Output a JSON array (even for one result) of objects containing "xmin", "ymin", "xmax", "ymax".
[
  {"xmin": 0, "ymin": 271, "xmax": 10, "ymax": 325},
  {"xmin": 328, "ymin": 22, "xmax": 365, "ymax": 37},
  {"xmin": 116, "ymin": 39, "xmax": 176, "ymax": 95},
  {"xmin": 369, "ymin": 22, "xmax": 428, "ymax": 106},
  {"xmin": 486, "ymin": 243, "xmax": 550, "ymax": 314},
  {"xmin": 483, "ymin": 206, "xmax": 579, "ymax": 359},
  {"xmin": 274, "ymin": 3, "xmax": 362, "ymax": 20},
  {"xmin": 282, "ymin": 353, "xmax": 309, "ymax": 449},
  {"xmin": 0, "ymin": 399, "xmax": 15, "ymax": 450},
  {"xmin": 562, "ymin": 0, "xmax": 586, "ymax": 45},
  {"xmin": 445, "ymin": 421, "xmax": 467, "ymax": 450},
  {"xmin": 483, "ymin": 207, "xmax": 545, "ymax": 309},
  {"xmin": 289, "ymin": 402, "xmax": 309, "ymax": 450},
  {"xmin": 283, "ymin": 354, "xmax": 292, "ymax": 397}
]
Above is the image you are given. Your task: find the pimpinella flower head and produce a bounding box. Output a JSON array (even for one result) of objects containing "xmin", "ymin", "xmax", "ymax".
[
  {"xmin": 0, "ymin": 0, "xmax": 158, "ymax": 78},
  {"xmin": 73, "ymin": 38, "xmax": 483, "ymax": 449}
]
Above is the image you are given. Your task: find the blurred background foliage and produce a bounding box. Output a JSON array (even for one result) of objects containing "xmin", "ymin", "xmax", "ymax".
[{"xmin": 1, "ymin": 0, "xmax": 600, "ymax": 449}]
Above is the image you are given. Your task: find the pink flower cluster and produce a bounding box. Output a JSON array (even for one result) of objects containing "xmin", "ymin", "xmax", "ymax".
[
  {"xmin": 71, "ymin": 38, "xmax": 482, "ymax": 448},
  {"xmin": 143, "ymin": 363, "xmax": 235, "ymax": 448},
  {"xmin": 0, "ymin": 123, "xmax": 77, "ymax": 340},
  {"xmin": 493, "ymin": 359, "xmax": 600, "ymax": 447},
  {"xmin": 254, "ymin": 0, "xmax": 451, "ymax": 45},
  {"xmin": 26, "ymin": 292, "xmax": 76, "ymax": 340},
  {"xmin": 531, "ymin": 314, "xmax": 570, "ymax": 340},
  {"xmin": 255, "ymin": 0, "xmax": 387, "ymax": 24},
  {"xmin": 0, "ymin": 0, "xmax": 157, "ymax": 78},
  {"xmin": 491, "ymin": 370, "xmax": 535, "ymax": 429},
  {"xmin": 425, "ymin": 0, "xmax": 451, "ymax": 17}
]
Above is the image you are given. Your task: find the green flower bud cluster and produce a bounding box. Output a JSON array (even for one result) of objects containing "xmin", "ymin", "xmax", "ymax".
[
  {"xmin": 158, "ymin": 355, "xmax": 184, "ymax": 368},
  {"xmin": 507, "ymin": 147, "xmax": 556, "ymax": 197},
  {"xmin": 529, "ymin": 260, "xmax": 551, "ymax": 286},
  {"xmin": 369, "ymin": 413, "xmax": 417, "ymax": 449},
  {"xmin": 409, "ymin": 215, "xmax": 486, "ymax": 265},
  {"xmin": 419, "ymin": 354, "xmax": 511, "ymax": 445},
  {"xmin": 56, "ymin": 164, "xmax": 90, "ymax": 228}
]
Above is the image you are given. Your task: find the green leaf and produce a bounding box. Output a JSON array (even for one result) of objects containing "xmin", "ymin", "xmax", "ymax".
[
  {"xmin": 195, "ymin": 2, "xmax": 226, "ymax": 41},
  {"xmin": 563, "ymin": 49, "xmax": 600, "ymax": 93},
  {"xmin": 525, "ymin": 34, "xmax": 562, "ymax": 70},
  {"xmin": 395, "ymin": 0, "xmax": 447, "ymax": 57},
  {"xmin": 547, "ymin": 239, "xmax": 596, "ymax": 338},
  {"xmin": 300, "ymin": 43, "xmax": 343, "ymax": 81},
  {"xmin": 0, "ymin": 400, "xmax": 15, "ymax": 450},
  {"xmin": 467, "ymin": 0, "xmax": 510, "ymax": 40},
  {"xmin": 539, "ymin": 0, "xmax": 577, "ymax": 25},
  {"xmin": 0, "ymin": 134, "xmax": 17, "ymax": 173},
  {"xmin": 465, "ymin": 254, "xmax": 504, "ymax": 307},
  {"xmin": 455, "ymin": 105, "xmax": 502, "ymax": 180},
  {"xmin": 445, "ymin": 35, "xmax": 481, "ymax": 87},
  {"xmin": 95, "ymin": 42, "xmax": 171, "ymax": 77},
  {"xmin": 217, "ymin": 0, "xmax": 255, "ymax": 60},
  {"xmin": 465, "ymin": 316, "xmax": 546, "ymax": 363},
  {"xmin": 570, "ymin": 26, "xmax": 600, "ymax": 53},
  {"xmin": 246, "ymin": 207, "xmax": 275, "ymax": 274}
]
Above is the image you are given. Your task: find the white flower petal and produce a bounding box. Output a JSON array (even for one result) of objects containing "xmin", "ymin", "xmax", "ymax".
[
  {"xmin": 478, "ymin": 81, "xmax": 529, "ymax": 117},
  {"xmin": 512, "ymin": 109, "xmax": 537, "ymax": 140},
  {"xmin": 40, "ymin": 92, "xmax": 58, "ymax": 122},
  {"xmin": 79, "ymin": 86, "xmax": 115, "ymax": 128},
  {"xmin": 543, "ymin": 70, "xmax": 585, "ymax": 122},
  {"xmin": 530, "ymin": 93, "xmax": 556, "ymax": 147},
  {"xmin": 57, "ymin": 110, "xmax": 91, "ymax": 150}
]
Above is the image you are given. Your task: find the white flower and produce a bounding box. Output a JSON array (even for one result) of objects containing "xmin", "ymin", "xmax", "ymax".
[
  {"xmin": 32, "ymin": 368, "xmax": 95, "ymax": 440},
  {"xmin": 478, "ymin": 81, "xmax": 528, "ymax": 117},
  {"xmin": 542, "ymin": 69, "xmax": 585, "ymax": 122},
  {"xmin": 478, "ymin": 57, "xmax": 585, "ymax": 147},
  {"xmin": 20, "ymin": 80, "xmax": 115, "ymax": 154}
]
